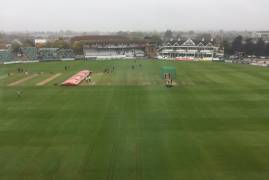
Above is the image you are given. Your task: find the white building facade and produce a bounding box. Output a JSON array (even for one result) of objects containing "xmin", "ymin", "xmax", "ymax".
[{"xmin": 158, "ymin": 39, "xmax": 224, "ymax": 61}]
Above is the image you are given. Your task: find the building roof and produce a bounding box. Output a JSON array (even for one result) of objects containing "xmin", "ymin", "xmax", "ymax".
[
  {"xmin": 0, "ymin": 44, "xmax": 6, "ymax": 49},
  {"xmin": 197, "ymin": 42, "xmax": 205, "ymax": 46},
  {"xmin": 0, "ymin": 39, "xmax": 6, "ymax": 49},
  {"xmin": 182, "ymin": 39, "xmax": 196, "ymax": 46},
  {"xmin": 35, "ymin": 39, "xmax": 47, "ymax": 44},
  {"xmin": 71, "ymin": 35, "xmax": 128, "ymax": 42},
  {"xmin": 162, "ymin": 38, "xmax": 216, "ymax": 47},
  {"xmin": 71, "ymin": 35, "xmax": 150, "ymax": 44},
  {"xmin": 256, "ymin": 31, "xmax": 269, "ymax": 34}
]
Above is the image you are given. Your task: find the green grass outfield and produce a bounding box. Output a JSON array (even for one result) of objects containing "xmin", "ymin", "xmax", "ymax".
[{"xmin": 1, "ymin": 60, "xmax": 269, "ymax": 180}]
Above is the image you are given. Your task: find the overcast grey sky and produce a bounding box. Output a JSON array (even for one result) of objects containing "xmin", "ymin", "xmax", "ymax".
[{"xmin": 1, "ymin": 0, "xmax": 269, "ymax": 32}]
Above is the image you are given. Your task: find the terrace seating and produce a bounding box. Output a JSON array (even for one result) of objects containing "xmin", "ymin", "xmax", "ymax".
[
  {"xmin": 134, "ymin": 49, "xmax": 145, "ymax": 57},
  {"xmin": 84, "ymin": 49, "xmax": 119, "ymax": 57},
  {"xmin": 38, "ymin": 48, "xmax": 59, "ymax": 60},
  {"xmin": 57, "ymin": 49, "xmax": 75, "ymax": 60},
  {"xmin": 0, "ymin": 50, "xmax": 15, "ymax": 62},
  {"xmin": 21, "ymin": 47, "xmax": 38, "ymax": 60},
  {"xmin": 84, "ymin": 48, "xmax": 146, "ymax": 58}
]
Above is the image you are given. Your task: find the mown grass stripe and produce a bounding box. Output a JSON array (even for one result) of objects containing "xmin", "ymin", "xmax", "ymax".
[
  {"xmin": 8, "ymin": 74, "xmax": 39, "ymax": 86},
  {"xmin": 36, "ymin": 73, "xmax": 62, "ymax": 86}
]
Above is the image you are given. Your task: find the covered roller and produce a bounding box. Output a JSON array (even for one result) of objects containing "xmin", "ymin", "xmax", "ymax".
[{"xmin": 62, "ymin": 70, "xmax": 91, "ymax": 86}]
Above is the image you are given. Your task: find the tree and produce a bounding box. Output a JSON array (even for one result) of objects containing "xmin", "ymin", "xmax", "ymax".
[
  {"xmin": 222, "ymin": 40, "xmax": 232, "ymax": 55},
  {"xmin": 231, "ymin": 36, "xmax": 243, "ymax": 54},
  {"xmin": 243, "ymin": 38, "xmax": 255, "ymax": 55},
  {"xmin": 129, "ymin": 32, "xmax": 145, "ymax": 39},
  {"xmin": 255, "ymin": 38, "xmax": 266, "ymax": 56},
  {"xmin": 145, "ymin": 34, "xmax": 161, "ymax": 41},
  {"xmin": 71, "ymin": 41, "xmax": 83, "ymax": 55},
  {"xmin": 266, "ymin": 43, "xmax": 269, "ymax": 56},
  {"xmin": 22, "ymin": 39, "xmax": 34, "ymax": 47},
  {"xmin": 144, "ymin": 35, "xmax": 162, "ymax": 47},
  {"xmin": 116, "ymin": 31, "xmax": 129, "ymax": 37},
  {"xmin": 11, "ymin": 42, "xmax": 22, "ymax": 53},
  {"xmin": 163, "ymin": 30, "xmax": 173, "ymax": 42},
  {"xmin": 54, "ymin": 38, "xmax": 70, "ymax": 49},
  {"xmin": 196, "ymin": 33, "xmax": 212, "ymax": 42},
  {"xmin": 43, "ymin": 41, "xmax": 53, "ymax": 48},
  {"xmin": 175, "ymin": 33, "xmax": 182, "ymax": 41}
]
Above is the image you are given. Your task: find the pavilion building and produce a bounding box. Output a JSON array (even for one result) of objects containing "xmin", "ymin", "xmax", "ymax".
[{"xmin": 158, "ymin": 39, "xmax": 224, "ymax": 61}]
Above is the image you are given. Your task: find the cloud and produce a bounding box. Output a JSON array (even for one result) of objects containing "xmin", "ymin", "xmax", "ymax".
[{"xmin": 1, "ymin": 0, "xmax": 269, "ymax": 31}]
